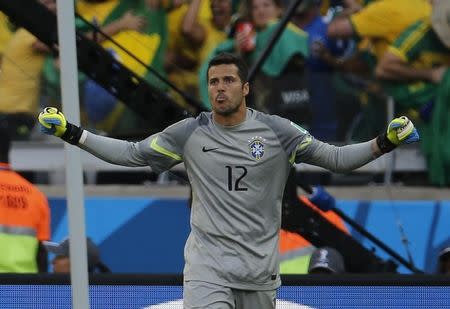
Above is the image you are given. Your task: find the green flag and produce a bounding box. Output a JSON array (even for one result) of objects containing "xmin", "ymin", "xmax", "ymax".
[
  {"xmin": 42, "ymin": 0, "xmax": 169, "ymax": 98},
  {"xmin": 420, "ymin": 70, "xmax": 450, "ymax": 186}
]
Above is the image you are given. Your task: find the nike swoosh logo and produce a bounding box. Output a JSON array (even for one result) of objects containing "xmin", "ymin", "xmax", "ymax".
[{"xmin": 202, "ymin": 146, "xmax": 219, "ymax": 152}]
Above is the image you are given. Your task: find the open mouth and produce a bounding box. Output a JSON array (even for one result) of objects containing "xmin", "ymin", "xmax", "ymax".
[{"xmin": 216, "ymin": 94, "xmax": 227, "ymax": 103}]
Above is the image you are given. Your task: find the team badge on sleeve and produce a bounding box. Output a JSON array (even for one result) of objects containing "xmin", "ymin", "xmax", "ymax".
[{"xmin": 248, "ymin": 136, "xmax": 266, "ymax": 160}]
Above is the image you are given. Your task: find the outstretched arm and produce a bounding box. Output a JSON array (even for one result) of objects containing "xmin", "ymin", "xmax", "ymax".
[
  {"xmin": 300, "ymin": 117, "xmax": 419, "ymax": 173},
  {"xmin": 376, "ymin": 51, "xmax": 447, "ymax": 84},
  {"xmin": 79, "ymin": 132, "xmax": 152, "ymax": 167},
  {"xmin": 38, "ymin": 107, "xmax": 184, "ymax": 172},
  {"xmin": 304, "ymin": 139, "xmax": 378, "ymax": 173},
  {"xmin": 181, "ymin": 0, "xmax": 206, "ymax": 45}
]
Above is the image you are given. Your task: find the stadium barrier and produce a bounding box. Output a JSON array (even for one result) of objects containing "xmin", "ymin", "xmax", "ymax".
[{"xmin": 1, "ymin": 274, "xmax": 449, "ymax": 308}]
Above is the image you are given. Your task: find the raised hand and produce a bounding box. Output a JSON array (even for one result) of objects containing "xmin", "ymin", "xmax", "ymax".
[
  {"xmin": 386, "ymin": 116, "xmax": 419, "ymax": 145},
  {"xmin": 38, "ymin": 107, "xmax": 83, "ymax": 145},
  {"xmin": 38, "ymin": 107, "xmax": 68, "ymax": 137},
  {"xmin": 119, "ymin": 11, "xmax": 146, "ymax": 32},
  {"xmin": 377, "ymin": 116, "xmax": 419, "ymax": 153}
]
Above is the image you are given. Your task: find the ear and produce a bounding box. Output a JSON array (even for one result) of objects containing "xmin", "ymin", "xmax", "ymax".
[{"xmin": 242, "ymin": 82, "xmax": 249, "ymax": 97}]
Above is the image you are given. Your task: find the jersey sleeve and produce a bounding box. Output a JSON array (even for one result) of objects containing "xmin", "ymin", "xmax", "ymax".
[
  {"xmin": 260, "ymin": 114, "xmax": 318, "ymax": 164},
  {"xmin": 350, "ymin": 0, "xmax": 399, "ymax": 38},
  {"xmin": 388, "ymin": 20, "xmax": 430, "ymax": 62},
  {"xmin": 138, "ymin": 118, "xmax": 199, "ymax": 173},
  {"xmin": 264, "ymin": 114, "xmax": 377, "ymax": 172},
  {"xmin": 301, "ymin": 139, "xmax": 375, "ymax": 173},
  {"xmin": 80, "ymin": 117, "xmax": 199, "ymax": 174}
]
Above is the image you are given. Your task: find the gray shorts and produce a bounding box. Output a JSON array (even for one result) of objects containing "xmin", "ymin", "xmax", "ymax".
[{"xmin": 183, "ymin": 280, "xmax": 276, "ymax": 309}]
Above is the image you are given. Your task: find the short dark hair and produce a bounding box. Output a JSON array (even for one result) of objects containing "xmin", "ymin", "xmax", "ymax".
[{"xmin": 207, "ymin": 52, "xmax": 249, "ymax": 84}]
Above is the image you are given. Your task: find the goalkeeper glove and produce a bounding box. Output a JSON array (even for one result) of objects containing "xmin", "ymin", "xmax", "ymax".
[
  {"xmin": 38, "ymin": 107, "xmax": 83, "ymax": 145},
  {"xmin": 376, "ymin": 116, "xmax": 419, "ymax": 153}
]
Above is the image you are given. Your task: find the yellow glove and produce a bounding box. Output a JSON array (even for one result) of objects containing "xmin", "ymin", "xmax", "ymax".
[
  {"xmin": 377, "ymin": 116, "xmax": 420, "ymax": 153},
  {"xmin": 386, "ymin": 116, "xmax": 419, "ymax": 145},
  {"xmin": 38, "ymin": 107, "xmax": 67, "ymax": 137},
  {"xmin": 38, "ymin": 107, "xmax": 83, "ymax": 144}
]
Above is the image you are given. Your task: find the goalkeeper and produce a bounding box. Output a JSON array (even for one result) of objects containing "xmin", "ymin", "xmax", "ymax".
[{"xmin": 38, "ymin": 53, "xmax": 418, "ymax": 309}]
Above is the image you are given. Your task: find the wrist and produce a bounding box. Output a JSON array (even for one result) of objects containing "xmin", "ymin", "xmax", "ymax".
[
  {"xmin": 376, "ymin": 133, "xmax": 396, "ymax": 154},
  {"xmin": 61, "ymin": 122, "xmax": 83, "ymax": 145}
]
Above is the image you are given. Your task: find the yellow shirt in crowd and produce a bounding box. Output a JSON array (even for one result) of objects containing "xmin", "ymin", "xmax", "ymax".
[
  {"xmin": 0, "ymin": 12, "xmax": 12, "ymax": 58},
  {"xmin": 166, "ymin": 0, "xmax": 227, "ymax": 95},
  {"xmin": 350, "ymin": 0, "xmax": 431, "ymax": 60},
  {"xmin": 0, "ymin": 29, "xmax": 46, "ymax": 114},
  {"xmin": 76, "ymin": 0, "xmax": 160, "ymax": 78}
]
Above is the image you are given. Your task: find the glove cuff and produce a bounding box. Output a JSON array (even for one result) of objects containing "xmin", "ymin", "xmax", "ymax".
[
  {"xmin": 61, "ymin": 122, "xmax": 83, "ymax": 145},
  {"xmin": 376, "ymin": 133, "xmax": 396, "ymax": 154}
]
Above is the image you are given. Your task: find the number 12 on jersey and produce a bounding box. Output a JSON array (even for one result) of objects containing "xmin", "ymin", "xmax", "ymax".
[{"xmin": 225, "ymin": 166, "xmax": 248, "ymax": 191}]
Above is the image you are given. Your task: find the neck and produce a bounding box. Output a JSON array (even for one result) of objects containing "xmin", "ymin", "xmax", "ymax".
[{"xmin": 213, "ymin": 103, "xmax": 247, "ymax": 127}]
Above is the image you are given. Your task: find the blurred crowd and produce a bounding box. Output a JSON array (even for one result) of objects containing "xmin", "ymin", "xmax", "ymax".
[{"xmin": 0, "ymin": 0, "xmax": 449, "ymax": 184}]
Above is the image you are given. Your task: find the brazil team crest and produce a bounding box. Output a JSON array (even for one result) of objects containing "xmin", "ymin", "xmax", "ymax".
[{"xmin": 248, "ymin": 136, "xmax": 266, "ymax": 160}]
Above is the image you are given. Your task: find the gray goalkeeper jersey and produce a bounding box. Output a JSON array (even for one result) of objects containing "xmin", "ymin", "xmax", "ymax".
[{"xmin": 79, "ymin": 108, "xmax": 375, "ymax": 290}]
